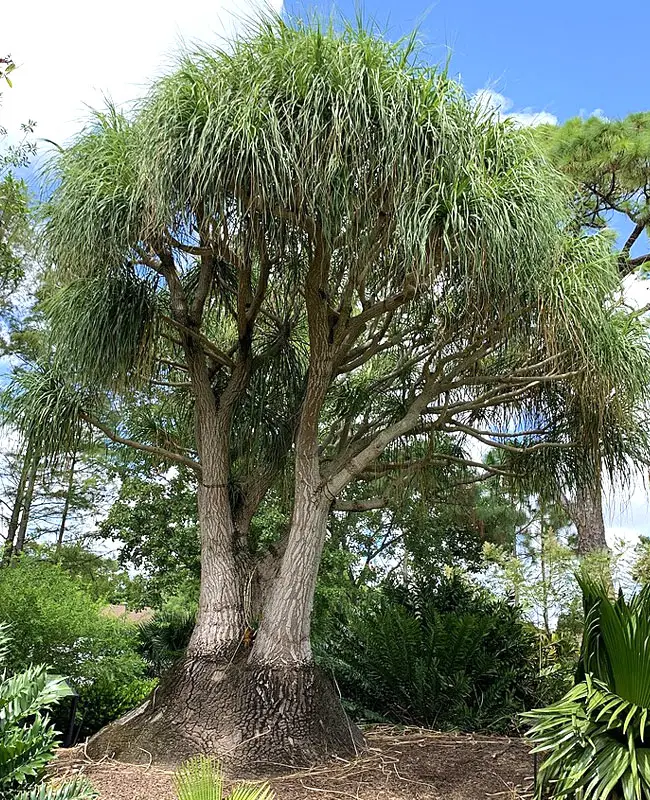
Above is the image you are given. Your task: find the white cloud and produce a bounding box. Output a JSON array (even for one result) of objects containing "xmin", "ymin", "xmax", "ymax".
[
  {"xmin": 473, "ymin": 88, "xmax": 558, "ymax": 128},
  {"xmin": 2, "ymin": 0, "xmax": 282, "ymax": 148}
]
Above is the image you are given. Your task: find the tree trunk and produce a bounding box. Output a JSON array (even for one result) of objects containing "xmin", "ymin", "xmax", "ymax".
[
  {"xmin": 86, "ymin": 487, "xmax": 363, "ymax": 772},
  {"xmin": 187, "ymin": 483, "xmax": 246, "ymax": 658},
  {"xmin": 85, "ymin": 648, "xmax": 362, "ymax": 774},
  {"xmin": 13, "ymin": 451, "xmax": 38, "ymax": 557},
  {"xmin": 1, "ymin": 447, "xmax": 31, "ymax": 565},
  {"xmin": 251, "ymin": 493, "xmax": 330, "ymax": 666},
  {"xmin": 570, "ymin": 483, "xmax": 608, "ymax": 557},
  {"xmin": 86, "ymin": 304, "xmax": 362, "ymax": 772},
  {"xmin": 55, "ymin": 453, "xmax": 76, "ymax": 554}
]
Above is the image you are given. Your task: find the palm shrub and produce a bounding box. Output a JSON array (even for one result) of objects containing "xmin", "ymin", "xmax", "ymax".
[
  {"xmin": 316, "ymin": 574, "xmax": 540, "ymax": 730},
  {"xmin": 138, "ymin": 608, "xmax": 196, "ymax": 677},
  {"xmin": 525, "ymin": 576, "xmax": 650, "ymax": 799},
  {"xmin": 173, "ymin": 756, "xmax": 273, "ymax": 800},
  {"xmin": 0, "ymin": 624, "xmax": 96, "ymax": 799}
]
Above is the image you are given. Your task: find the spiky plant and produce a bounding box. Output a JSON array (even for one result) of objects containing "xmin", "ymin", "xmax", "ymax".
[
  {"xmin": 0, "ymin": 624, "xmax": 96, "ymax": 799},
  {"xmin": 173, "ymin": 756, "xmax": 273, "ymax": 800},
  {"xmin": 525, "ymin": 577, "xmax": 650, "ymax": 799}
]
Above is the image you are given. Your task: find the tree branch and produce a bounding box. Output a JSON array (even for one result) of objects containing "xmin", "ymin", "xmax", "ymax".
[
  {"xmin": 334, "ymin": 497, "xmax": 389, "ymax": 512},
  {"xmin": 79, "ymin": 412, "xmax": 202, "ymax": 476}
]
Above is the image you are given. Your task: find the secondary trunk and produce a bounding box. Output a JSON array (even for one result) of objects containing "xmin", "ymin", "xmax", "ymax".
[
  {"xmin": 251, "ymin": 492, "xmax": 330, "ymax": 666},
  {"xmin": 1, "ymin": 448, "xmax": 31, "ymax": 565},
  {"xmin": 13, "ymin": 451, "xmax": 39, "ymax": 557},
  {"xmin": 571, "ymin": 483, "xmax": 608, "ymax": 557},
  {"xmin": 55, "ymin": 453, "xmax": 77, "ymax": 553}
]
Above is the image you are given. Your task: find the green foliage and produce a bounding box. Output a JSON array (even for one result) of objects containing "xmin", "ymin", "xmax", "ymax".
[
  {"xmin": 100, "ymin": 468, "xmax": 200, "ymax": 606},
  {"xmin": 538, "ymin": 113, "xmax": 650, "ymax": 240},
  {"xmin": 29, "ymin": 544, "xmax": 136, "ymax": 604},
  {"xmin": 26, "ymin": 14, "xmax": 650, "ymax": 513},
  {"xmin": 76, "ymin": 675, "xmax": 157, "ymax": 739},
  {"xmin": 15, "ymin": 778, "xmax": 97, "ymax": 800},
  {"xmin": 0, "ymin": 623, "xmax": 94, "ymax": 799},
  {"xmin": 0, "ymin": 172, "xmax": 30, "ymax": 300},
  {"xmin": 0, "ymin": 56, "xmax": 36, "ymax": 317},
  {"xmin": 317, "ymin": 573, "xmax": 540, "ymax": 731},
  {"xmin": 0, "ymin": 557, "xmax": 151, "ymax": 736},
  {"xmin": 526, "ymin": 577, "xmax": 650, "ymax": 800},
  {"xmin": 173, "ymin": 756, "xmax": 273, "ymax": 800},
  {"xmin": 138, "ymin": 608, "xmax": 196, "ymax": 677}
]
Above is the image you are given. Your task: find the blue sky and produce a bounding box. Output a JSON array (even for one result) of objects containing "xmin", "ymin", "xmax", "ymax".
[{"xmin": 285, "ymin": 0, "xmax": 648, "ymax": 123}]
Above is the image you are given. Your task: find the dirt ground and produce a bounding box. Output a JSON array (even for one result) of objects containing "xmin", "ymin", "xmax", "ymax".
[{"xmin": 53, "ymin": 726, "xmax": 535, "ymax": 800}]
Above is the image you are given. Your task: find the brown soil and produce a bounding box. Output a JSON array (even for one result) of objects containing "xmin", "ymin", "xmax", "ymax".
[{"xmin": 52, "ymin": 726, "xmax": 535, "ymax": 800}]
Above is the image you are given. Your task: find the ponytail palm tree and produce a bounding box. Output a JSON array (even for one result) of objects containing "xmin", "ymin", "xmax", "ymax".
[{"xmin": 11, "ymin": 16, "xmax": 650, "ymax": 771}]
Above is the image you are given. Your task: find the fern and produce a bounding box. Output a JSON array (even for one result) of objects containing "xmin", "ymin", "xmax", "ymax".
[
  {"xmin": 173, "ymin": 756, "xmax": 273, "ymax": 800},
  {"xmin": 317, "ymin": 575, "xmax": 538, "ymax": 730}
]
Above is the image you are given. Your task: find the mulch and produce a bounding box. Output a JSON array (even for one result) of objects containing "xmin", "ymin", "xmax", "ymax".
[{"xmin": 52, "ymin": 726, "xmax": 535, "ymax": 800}]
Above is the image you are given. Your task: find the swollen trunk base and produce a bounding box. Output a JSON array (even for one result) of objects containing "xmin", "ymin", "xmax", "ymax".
[{"xmin": 86, "ymin": 653, "xmax": 364, "ymax": 775}]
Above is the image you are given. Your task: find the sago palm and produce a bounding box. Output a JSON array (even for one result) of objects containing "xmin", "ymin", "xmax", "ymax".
[{"xmin": 525, "ymin": 576, "xmax": 650, "ymax": 799}]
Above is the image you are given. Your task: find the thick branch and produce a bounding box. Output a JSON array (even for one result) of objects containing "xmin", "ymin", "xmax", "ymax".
[
  {"xmin": 80, "ymin": 412, "xmax": 201, "ymax": 475},
  {"xmin": 160, "ymin": 314, "xmax": 235, "ymax": 369},
  {"xmin": 333, "ymin": 497, "xmax": 389, "ymax": 512}
]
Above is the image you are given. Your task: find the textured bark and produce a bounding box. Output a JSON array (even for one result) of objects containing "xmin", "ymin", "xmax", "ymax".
[
  {"xmin": 252, "ymin": 495, "xmax": 330, "ymax": 666},
  {"xmin": 188, "ymin": 484, "xmax": 245, "ymax": 658},
  {"xmin": 86, "ymin": 653, "xmax": 363, "ymax": 774},
  {"xmin": 567, "ymin": 483, "xmax": 608, "ymax": 556}
]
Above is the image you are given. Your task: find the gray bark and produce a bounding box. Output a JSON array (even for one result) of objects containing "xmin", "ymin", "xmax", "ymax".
[
  {"xmin": 188, "ymin": 483, "xmax": 246, "ymax": 658},
  {"xmin": 13, "ymin": 451, "xmax": 39, "ymax": 557},
  {"xmin": 251, "ymin": 493, "xmax": 330, "ymax": 666},
  {"xmin": 564, "ymin": 483, "xmax": 608, "ymax": 556},
  {"xmin": 2, "ymin": 447, "xmax": 31, "ymax": 565}
]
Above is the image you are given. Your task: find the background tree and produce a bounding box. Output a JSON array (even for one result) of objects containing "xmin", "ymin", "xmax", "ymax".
[
  {"xmin": 537, "ymin": 113, "xmax": 650, "ymax": 554},
  {"xmin": 12, "ymin": 19, "xmax": 650, "ymax": 771},
  {"xmin": 0, "ymin": 54, "xmax": 35, "ymax": 314}
]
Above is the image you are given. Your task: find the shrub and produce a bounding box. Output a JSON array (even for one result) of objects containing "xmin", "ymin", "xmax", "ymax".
[
  {"xmin": 137, "ymin": 607, "xmax": 195, "ymax": 677},
  {"xmin": 0, "ymin": 623, "xmax": 96, "ymax": 800},
  {"xmin": 316, "ymin": 573, "xmax": 541, "ymax": 731},
  {"xmin": 0, "ymin": 557, "xmax": 151, "ymax": 737},
  {"xmin": 74, "ymin": 675, "xmax": 157, "ymax": 740},
  {"xmin": 525, "ymin": 576, "xmax": 650, "ymax": 799}
]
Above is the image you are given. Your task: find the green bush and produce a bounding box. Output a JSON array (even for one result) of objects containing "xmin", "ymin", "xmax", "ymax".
[
  {"xmin": 137, "ymin": 607, "xmax": 195, "ymax": 677},
  {"xmin": 0, "ymin": 557, "xmax": 151, "ymax": 737},
  {"xmin": 0, "ymin": 623, "xmax": 96, "ymax": 800},
  {"xmin": 74, "ymin": 675, "xmax": 157, "ymax": 740},
  {"xmin": 525, "ymin": 576, "xmax": 650, "ymax": 800},
  {"xmin": 316, "ymin": 573, "xmax": 541, "ymax": 731}
]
